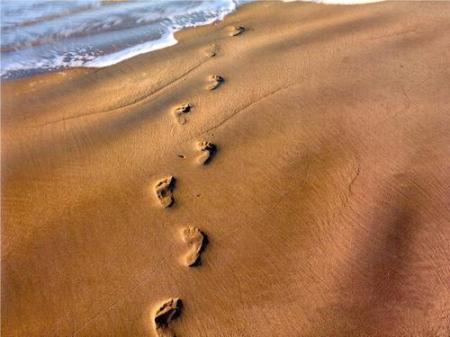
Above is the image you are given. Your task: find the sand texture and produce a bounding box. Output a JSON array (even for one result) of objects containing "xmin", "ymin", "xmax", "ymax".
[{"xmin": 2, "ymin": 1, "xmax": 450, "ymax": 336}]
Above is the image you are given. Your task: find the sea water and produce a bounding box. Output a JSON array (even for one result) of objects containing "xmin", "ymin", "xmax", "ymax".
[
  {"xmin": 1, "ymin": 0, "xmax": 252, "ymax": 79},
  {"xmin": 0, "ymin": 0, "xmax": 382, "ymax": 79}
]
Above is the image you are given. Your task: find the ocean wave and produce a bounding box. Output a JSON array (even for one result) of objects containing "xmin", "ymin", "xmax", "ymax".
[
  {"xmin": 0, "ymin": 0, "xmax": 240, "ymax": 79},
  {"xmin": 1, "ymin": 0, "xmax": 383, "ymax": 79},
  {"xmin": 284, "ymin": 0, "xmax": 384, "ymax": 3}
]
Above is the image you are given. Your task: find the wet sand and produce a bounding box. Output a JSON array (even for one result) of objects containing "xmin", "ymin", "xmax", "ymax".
[{"xmin": 2, "ymin": 1, "xmax": 450, "ymax": 336}]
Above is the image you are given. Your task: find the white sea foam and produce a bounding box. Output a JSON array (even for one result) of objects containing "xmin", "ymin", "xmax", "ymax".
[
  {"xmin": 84, "ymin": 30, "xmax": 178, "ymax": 68},
  {"xmin": 85, "ymin": 0, "xmax": 385, "ymax": 70},
  {"xmin": 1, "ymin": 0, "xmax": 385, "ymax": 79},
  {"xmin": 1, "ymin": 0, "xmax": 239, "ymax": 79},
  {"xmin": 85, "ymin": 1, "xmax": 237, "ymax": 68},
  {"xmin": 283, "ymin": 0, "xmax": 384, "ymax": 4}
]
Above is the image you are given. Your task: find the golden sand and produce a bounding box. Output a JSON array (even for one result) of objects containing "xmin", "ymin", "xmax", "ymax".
[{"xmin": 2, "ymin": 1, "xmax": 450, "ymax": 336}]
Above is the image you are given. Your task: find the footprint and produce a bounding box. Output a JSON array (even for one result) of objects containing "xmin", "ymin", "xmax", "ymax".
[
  {"xmin": 173, "ymin": 103, "xmax": 192, "ymax": 125},
  {"xmin": 196, "ymin": 141, "xmax": 217, "ymax": 165},
  {"xmin": 181, "ymin": 225, "xmax": 207, "ymax": 267},
  {"xmin": 205, "ymin": 44, "xmax": 217, "ymax": 57},
  {"xmin": 153, "ymin": 298, "xmax": 183, "ymax": 337},
  {"xmin": 206, "ymin": 75, "xmax": 224, "ymax": 90},
  {"xmin": 154, "ymin": 176, "xmax": 176, "ymax": 208},
  {"xmin": 228, "ymin": 25, "xmax": 245, "ymax": 36}
]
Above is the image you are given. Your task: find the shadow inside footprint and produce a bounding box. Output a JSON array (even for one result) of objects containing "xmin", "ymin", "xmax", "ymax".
[
  {"xmin": 154, "ymin": 176, "xmax": 176, "ymax": 208},
  {"xmin": 205, "ymin": 44, "xmax": 217, "ymax": 57},
  {"xmin": 173, "ymin": 103, "xmax": 192, "ymax": 124},
  {"xmin": 189, "ymin": 232, "xmax": 209, "ymax": 267},
  {"xmin": 206, "ymin": 75, "xmax": 224, "ymax": 91},
  {"xmin": 154, "ymin": 298, "xmax": 183, "ymax": 337},
  {"xmin": 182, "ymin": 226, "xmax": 208, "ymax": 267},
  {"xmin": 228, "ymin": 25, "xmax": 245, "ymax": 36},
  {"xmin": 197, "ymin": 141, "xmax": 217, "ymax": 165}
]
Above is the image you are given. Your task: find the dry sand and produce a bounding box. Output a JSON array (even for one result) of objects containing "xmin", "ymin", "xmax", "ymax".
[{"xmin": 2, "ymin": 1, "xmax": 450, "ymax": 336}]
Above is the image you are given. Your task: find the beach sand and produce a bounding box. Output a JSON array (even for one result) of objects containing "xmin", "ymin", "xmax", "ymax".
[{"xmin": 2, "ymin": 1, "xmax": 450, "ymax": 336}]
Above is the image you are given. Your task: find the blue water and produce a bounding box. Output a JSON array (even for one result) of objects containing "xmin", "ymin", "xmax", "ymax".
[
  {"xmin": 0, "ymin": 0, "xmax": 381, "ymax": 79},
  {"xmin": 0, "ymin": 0, "xmax": 252, "ymax": 79}
]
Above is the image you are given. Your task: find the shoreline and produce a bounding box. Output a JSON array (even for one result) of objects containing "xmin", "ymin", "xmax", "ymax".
[
  {"xmin": 1, "ymin": 0, "xmax": 388, "ymax": 81},
  {"xmin": 2, "ymin": 1, "xmax": 450, "ymax": 337},
  {"xmin": 0, "ymin": 0, "xmax": 240, "ymax": 81}
]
